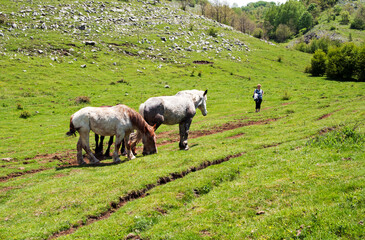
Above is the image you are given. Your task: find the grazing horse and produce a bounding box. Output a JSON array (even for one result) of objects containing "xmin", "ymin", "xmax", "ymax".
[
  {"xmin": 130, "ymin": 89, "xmax": 208, "ymax": 151},
  {"xmin": 66, "ymin": 104, "xmax": 157, "ymax": 165},
  {"xmin": 94, "ymin": 105, "xmax": 126, "ymax": 157}
]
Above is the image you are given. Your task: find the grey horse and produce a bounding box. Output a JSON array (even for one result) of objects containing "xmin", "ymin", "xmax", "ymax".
[{"xmin": 130, "ymin": 89, "xmax": 208, "ymax": 151}]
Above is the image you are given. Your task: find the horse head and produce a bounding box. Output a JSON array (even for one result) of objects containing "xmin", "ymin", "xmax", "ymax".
[
  {"xmin": 142, "ymin": 124, "xmax": 157, "ymax": 156},
  {"xmin": 197, "ymin": 89, "xmax": 208, "ymax": 116}
]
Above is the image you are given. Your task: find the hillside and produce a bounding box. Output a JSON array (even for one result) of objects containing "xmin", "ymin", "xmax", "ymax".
[{"xmin": 1, "ymin": 0, "xmax": 365, "ymax": 239}]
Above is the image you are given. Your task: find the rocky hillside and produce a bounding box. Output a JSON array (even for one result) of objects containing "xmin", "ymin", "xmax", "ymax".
[{"xmin": 0, "ymin": 0, "xmax": 253, "ymax": 65}]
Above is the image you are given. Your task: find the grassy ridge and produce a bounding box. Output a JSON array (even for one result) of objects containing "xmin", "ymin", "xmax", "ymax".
[{"xmin": 0, "ymin": 0, "xmax": 364, "ymax": 239}]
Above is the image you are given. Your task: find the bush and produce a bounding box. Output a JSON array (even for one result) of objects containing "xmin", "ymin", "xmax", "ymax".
[
  {"xmin": 281, "ymin": 91, "xmax": 290, "ymax": 100},
  {"xmin": 350, "ymin": 4, "xmax": 365, "ymax": 30},
  {"xmin": 310, "ymin": 49, "xmax": 327, "ymax": 76},
  {"xmin": 275, "ymin": 24, "xmax": 291, "ymax": 42},
  {"xmin": 16, "ymin": 103, "xmax": 23, "ymax": 110},
  {"xmin": 75, "ymin": 96, "xmax": 90, "ymax": 104},
  {"xmin": 356, "ymin": 45, "xmax": 365, "ymax": 81},
  {"xmin": 20, "ymin": 111, "xmax": 31, "ymax": 119},
  {"xmin": 253, "ymin": 28, "xmax": 263, "ymax": 39},
  {"xmin": 0, "ymin": 14, "xmax": 9, "ymax": 25},
  {"xmin": 326, "ymin": 43, "xmax": 357, "ymax": 80},
  {"xmin": 340, "ymin": 11, "xmax": 350, "ymax": 25},
  {"xmin": 207, "ymin": 28, "xmax": 218, "ymax": 37}
]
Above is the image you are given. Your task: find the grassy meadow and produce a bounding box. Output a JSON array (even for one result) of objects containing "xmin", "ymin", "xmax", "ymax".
[{"xmin": 0, "ymin": 0, "xmax": 364, "ymax": 239}]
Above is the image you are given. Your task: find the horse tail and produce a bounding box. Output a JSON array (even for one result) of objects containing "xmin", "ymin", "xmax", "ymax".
[{"xmin": 66, "ymin": 116, "xmax": 77, "ymax": 137}]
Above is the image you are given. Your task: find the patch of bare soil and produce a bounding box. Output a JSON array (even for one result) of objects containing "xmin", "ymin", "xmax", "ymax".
[
  {"xmin": 0, "ymin": 168, "xmax": 50, "ymax": 183},
  {"xmin": 48, "ymin": 152, "xmax": 245, "ymax": 239},
  {"xmin": 157, "ymin": 118, "xmax": 279, "ymax": 145},
  {"xmin": 317, "ymin": 113, "xmax": 333, "ymax": 120}
]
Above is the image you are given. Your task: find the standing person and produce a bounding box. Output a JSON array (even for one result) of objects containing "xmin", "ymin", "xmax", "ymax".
[{"xmin": 253, "ymin": 84, "xmax": 264, "ymax": 112}]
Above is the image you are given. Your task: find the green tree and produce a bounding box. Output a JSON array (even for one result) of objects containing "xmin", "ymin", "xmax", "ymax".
[
  {"xmin": 298, "ymin": 11, "xmax": 313, "ymax": 31},
  {"xmin": 310, "ymin": 49, "xmax": 327, "ymax": 76},
  {"xmin": 275, "ymin": 24, "xmax": 292, "ymax": 42}
]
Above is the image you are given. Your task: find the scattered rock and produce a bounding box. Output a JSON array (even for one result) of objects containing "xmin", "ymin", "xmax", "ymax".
[
  {"xmin": 256, "ymin": 211, "xmax": 265, "ymax": 215},
  {"xmin": 80, "ymin": 64, "xmax": 86, "ymax": 68},
  {"xmin": 1, "ymin": 158, "xmax": 13, "ymax": 162},
  {"xmin": 85, "ymin": 41, "xmax": 96, "ymax": 46},
  {"xmin": 164, "ymin": 85, "xmax": 170, "ymax": 88}
]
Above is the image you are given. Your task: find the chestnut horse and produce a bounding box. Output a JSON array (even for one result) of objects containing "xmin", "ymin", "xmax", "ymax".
[{"xmin": 66, "ymin": 104, "xmax": 157, "ymax": 165}]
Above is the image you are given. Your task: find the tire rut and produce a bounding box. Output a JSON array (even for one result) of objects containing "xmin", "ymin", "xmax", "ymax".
[{"xmin": 48, "ymin": 152, "xmax": 245, "ymax": 239}]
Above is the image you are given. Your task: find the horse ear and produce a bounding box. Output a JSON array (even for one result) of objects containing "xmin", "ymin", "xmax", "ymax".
[{"xmin": 203, "ymin": 89, "xmax": 208, "ymax": 96}]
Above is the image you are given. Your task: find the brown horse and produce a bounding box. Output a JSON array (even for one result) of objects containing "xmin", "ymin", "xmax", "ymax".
[{"xmin": 66, "ymin": 104, "xmax": 157, "ymax": 165}]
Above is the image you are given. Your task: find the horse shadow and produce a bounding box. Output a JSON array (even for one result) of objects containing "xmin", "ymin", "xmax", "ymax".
[{"xmin": 55, "ymin": 154, "xmax": 143, "ymax": 170}]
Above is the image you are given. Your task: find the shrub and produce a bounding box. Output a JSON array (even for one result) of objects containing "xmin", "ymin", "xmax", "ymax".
[
  {"xmin": 310, "ymin": 49, "xmax": 327, "ymax": 76},
  {"xmin": 326, "ymin": 43, "xmax": 357, "ymax": 80},
  {"xmin": 0, "ymin": 14, "xmax": 9, "ymax": 25},
  {"xmin": 330, "ymin": 26, "xmax": 336, "ymax": 31},
  {"xmin": 275, "ymin": 24, "xmax": 291, "ymax": 42},
  {"xmin": 340, "ymin": 11, "xmax": 350, "ymax": 25},
  {"xmin": 281, "ymin": 91, "xmax": 290, "ymax": 100},
  {"xmin": 277, "ymin": 56, "xmax": 282, "ymax": 62},
  {"xmin": 253, "ymin": 28, "xmax": 263, "ymax": 39},
  {"xmin": 16, "ymin": 103, "xmax": 23, "ymax": 110},
  {"xmin": 356, "ymin": 45, "xmax": 365, "ymax": 81},
  {"xmin": 207, "ymin": 28, "xmax": 218, "ymax": 37},
  {"xmin": 75, "ymin": 96, "xmax": 90, "ymax": 104},
  {"xmin": 20, "ymin": 111, "xmax": 31, "ymax": 119},
  {"xmin": 350, "ymin": 4, "xmax": 365, "ymax": 30}
]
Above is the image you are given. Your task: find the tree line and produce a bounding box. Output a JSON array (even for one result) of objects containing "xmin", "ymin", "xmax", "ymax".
[{"xmin": 176, "ymin": 0, "xmax": 365, "ymax": 43}]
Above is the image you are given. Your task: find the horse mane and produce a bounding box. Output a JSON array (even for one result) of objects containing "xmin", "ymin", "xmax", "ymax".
[{"xmin": 126, "ymin": 106, "xmax": 154, "ymax": 136}]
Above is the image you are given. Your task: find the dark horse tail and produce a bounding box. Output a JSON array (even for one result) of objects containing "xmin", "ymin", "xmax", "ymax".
[{"xmin": 66, "ymin": 116, "xmax": 77, "ymax": 137}]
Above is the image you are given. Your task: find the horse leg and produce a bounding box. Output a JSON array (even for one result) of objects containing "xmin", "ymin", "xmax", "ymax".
[
  {"xmin": 95, "ymin": 134, "xmax": 104, "ymax": 155},
  {"xmin": 113, "ymin": 133, "xmax": 124, "ymax": 163},
  {"xmin": 77, "ymin": 138, "xmax": 86, "ymax": 165},
  {"xmin": 121, "ymin": 139, "xmax": 127, "ymax": 156},
  {"xmin": 79, "ymin": 130, "xmax": 100, "ymax": 164},
  {"xmin": 95, "ymin": 134, "xmax": 100, "ymax": 153},
  {"xmin": 124, "ymin": 132, "xmax": 136, "ymax": 160},
  {"xmin": 179, "ymin": 118, "xmax": 192, "ymax": 150},
  {"xmin": 104, "ymin": 136, "xmax": 114, "ymax": 156},
  {"xmin": 179, "ymin": 123, "xmax": 186, "ymax": 150}
]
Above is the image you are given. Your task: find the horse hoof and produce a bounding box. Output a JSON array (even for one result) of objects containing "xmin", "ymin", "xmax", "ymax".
[
  {"xmin": 90, "ymin": 160, "xmax": 100, "ymax": 164},
  {"xmin": 79, "ymin": 161, "xmax": 87, "ymax": 165},
  {"xmin": 113, "ymin": 159, "xmax": 121, "ymax": 164}
]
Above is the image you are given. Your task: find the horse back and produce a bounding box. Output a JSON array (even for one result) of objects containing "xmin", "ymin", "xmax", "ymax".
[{"xmin": 143, "ymin": 96, "xmax": 195, "ymax": 125}]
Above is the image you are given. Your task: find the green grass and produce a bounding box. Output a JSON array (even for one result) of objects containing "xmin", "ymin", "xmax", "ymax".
[{"xmin": 0, "ymin": 0, "xmax": 364, "ymax": 239}]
